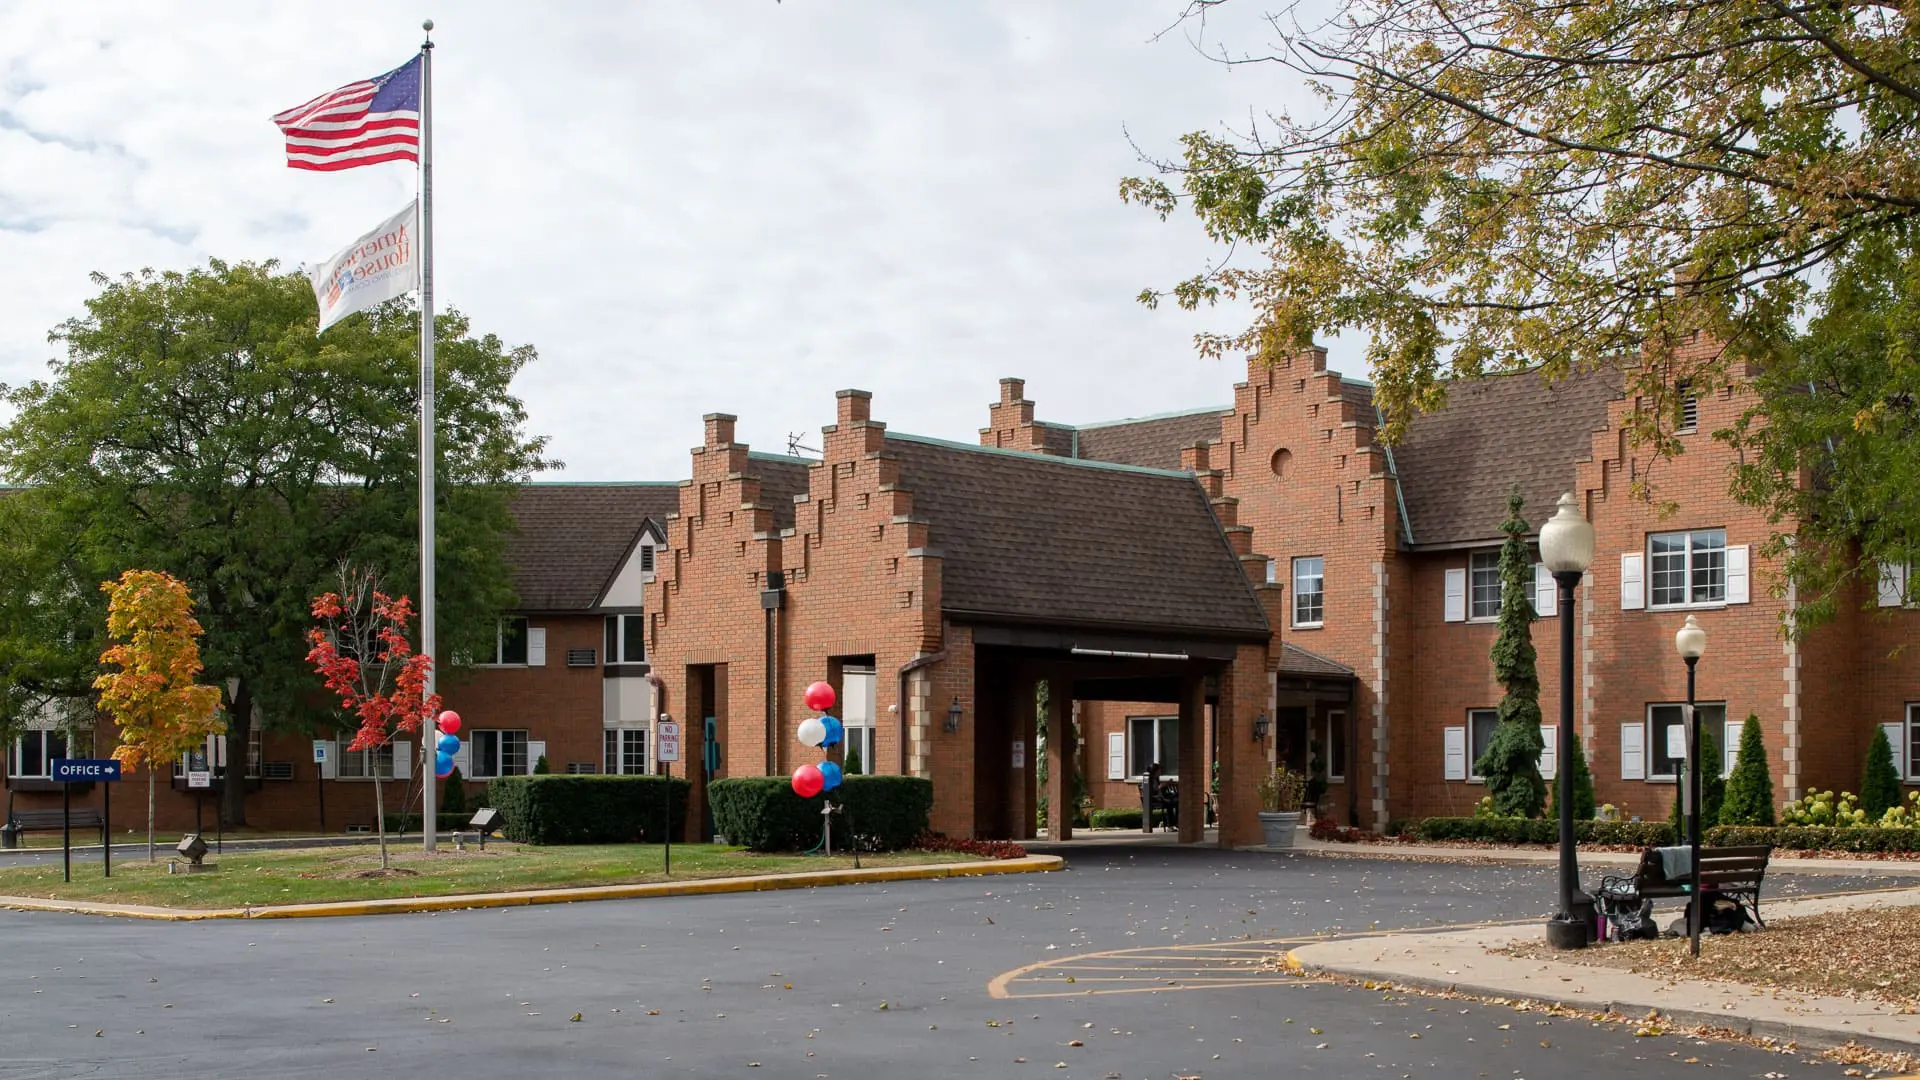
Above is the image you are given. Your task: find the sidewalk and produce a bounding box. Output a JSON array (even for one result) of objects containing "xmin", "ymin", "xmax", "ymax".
[
  {"xmin": 1287, "ymin": 885, "xmax": 1920, "ymax": 1054},
  {"xmin": 1280, "ymin": 834, "xmax": 1920, "ymax": 877}
]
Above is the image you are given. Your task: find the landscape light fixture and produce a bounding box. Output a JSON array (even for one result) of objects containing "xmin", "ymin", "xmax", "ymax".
[
  {"xmin": 177, "ymin": 834, "xmax": 208, "ymax": 866},
  {"xmin": 1675, "ymin": 614, "xmax": 1707, "ymax": 956}
]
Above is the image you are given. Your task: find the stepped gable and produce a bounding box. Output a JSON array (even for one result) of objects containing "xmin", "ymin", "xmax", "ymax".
[
  {"xmin": 506, "ymin": 483, "xmax": 683, "ymax": 610},
  {"xmin": 1391, "ymin": 367, "xmax": 1624, "ymax": 547},
  {"xmin": 1073, "ymin": 408, "xmax": 1229, "ymax": 471},
  {"xmin": 747, "ymin": 453, "xmax": 813, "ymax": 533},
  {"xmin": 882, "ymin": 433, "xmax": 1269, "ymax": 638}
]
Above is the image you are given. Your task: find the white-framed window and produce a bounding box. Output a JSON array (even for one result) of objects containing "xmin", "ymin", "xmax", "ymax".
[
  {"xmin": 1467, "ymin": 708, "xmax": 1497, "ymax": 782},
  {"xmin": 1292, "ymin": 556, "xmax": 1325, "ymax": 628},
  {"xmin": 1322, "ymin": 710, "xmax": 1347, "ymax": 783},
  {"xmin": 1468, "ymin": 551, "xmax": 1502, "ymax": 620},
  {"xmin": 337, "ymin": 742, "xmax": 396, "ymax": 780},
  {"xmin": 1645, "ymin": 702, "xmax": 1726, "ymax": 780},
  {"xmin": 171, "ymin": 729, "xmax": 263, "ymax": 780},
  {"xmin": 604, "ymin": 613, "xmax": 646, "ymax": 665},
  {"xmin": 1905, "ymin": 705, "xmax": 1920, "ymax": 781},
  {"xmin": 841, "ymin": 663, "xmax": 878, "ymax": 775},
  {"xmin": 482, "ymin": 617, "xmax": 530, "ymax": 665},
  {"xmin": 1648, "ymin": 529, "xmax": 1727, "ymax": 608},
  {"xmin": 470, "ymin": 729, "xmax": 530, "ymax": 778},
  {"xmin": 1128, "ymin": 715, "xmax": 1180, "ymax": 779},
  {"xmin": 9, "ymin": 729, "xmax": 90, "ymax": 779},
  {"xmin": 604, "ymin": 728, "xmax": 648, "ymax": 775}
]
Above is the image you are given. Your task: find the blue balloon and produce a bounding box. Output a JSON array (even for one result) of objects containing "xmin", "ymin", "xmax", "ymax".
[
  {"xmin": 436, "ymin": 750, "xmax": 455, "ymax": 773},
  {"xmin": 819, "ymin": 761, "xmax": 843, "ymax": 791},
  {"xmin": 437, "ymin": 731, "xmax": 460, "ymax": 755},
  {"xmin": 819, "ymin": 715, "xmax": 844, "ymax": 747}
]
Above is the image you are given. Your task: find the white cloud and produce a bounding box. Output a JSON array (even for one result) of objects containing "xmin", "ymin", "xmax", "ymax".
[{"xmin": 0, "ymin": 1, "xmax": 1352, "ymax": 479}]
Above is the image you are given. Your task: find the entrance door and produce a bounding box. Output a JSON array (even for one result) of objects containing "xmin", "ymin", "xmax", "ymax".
[{"xmin": 1277, "ymin": 706, "xmax": 1310, "ymax": 774}]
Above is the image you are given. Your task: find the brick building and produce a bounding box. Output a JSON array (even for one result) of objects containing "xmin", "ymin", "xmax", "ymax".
[{"xmin": 3, "ymin": 483, "xmax": 679, "ymax": 837}]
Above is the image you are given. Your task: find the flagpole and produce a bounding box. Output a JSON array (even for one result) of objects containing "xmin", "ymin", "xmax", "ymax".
[{"xmin": 418, "ymin": 19, "xmax": 438, "ymax": 853}]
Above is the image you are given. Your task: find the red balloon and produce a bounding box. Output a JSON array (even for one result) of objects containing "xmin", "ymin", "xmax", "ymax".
[
  {"xmin": 437, "ymin": 710, "xmax": 462, "ymax": 735},
  {"xmin": 803, "ymin": 681, "xmax": 836, "ymax": 712},
  {"xmin": 791, "ymin": 763, "xmax": 824, "ymax": 799}
]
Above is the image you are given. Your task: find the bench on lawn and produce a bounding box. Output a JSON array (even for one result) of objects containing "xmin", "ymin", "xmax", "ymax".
[
  {"xmin": 1, "ymin": 797, "xmax": 106, "ymax": 848},
  {"xmin": 1597, "ymin": 844, "xmax": 1773, "ymax": 933}
]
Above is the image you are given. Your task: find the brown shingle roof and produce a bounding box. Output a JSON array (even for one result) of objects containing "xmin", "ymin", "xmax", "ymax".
[
  {"xmin": 1072, "ymin": 408, "xmax": 1227, "ymax": 470},
  {"xmin": 883, "ymin": 434, "xmax": 1268, "ymax": 638},
  {"xmin": 748, "ymin": 454, "xmax": 813, "ymax": 533},
  {"xmin": 506, "ymin": 483, "xmax": 683, "ymax": 611},
  {"xmin": 1278, "ymin": 643, "xmax": 1355, "ymax": 678},
  {"xmin": 1391, "ymin": 368, "xmax": 1623, "ymax": 547}
]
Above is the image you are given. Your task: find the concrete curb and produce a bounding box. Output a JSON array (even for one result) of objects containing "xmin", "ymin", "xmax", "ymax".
[
  {"xmin": 0, "ymin": 853, "xmax": 1065, "ymax": 922},
  {"xmin": 1284, "ymin": 890, "xmax": 1920, "ymax": 1055}
]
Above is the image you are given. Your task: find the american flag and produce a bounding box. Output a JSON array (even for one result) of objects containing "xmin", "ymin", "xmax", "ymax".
[{"xmin": 273, "ymin": 54, "xmax": 422, "ymax": 171}]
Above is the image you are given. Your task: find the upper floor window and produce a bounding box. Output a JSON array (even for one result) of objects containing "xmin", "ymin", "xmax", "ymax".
[
  {"xmin": 483, "ymin": 617, "xmax": 529, "ymax": 666},
  {"xmin": 605, "ymin": 614, "xmax": 646, "ymax": 665},
  {"xmin": 1468, "ymin": 551, "xmax": 1502, "ymax": 620},
  {"xmin": 1649, "ymin": 529, "xmax": 1726, "ymax": 608},
  {"xmin": 1292, "ymin": 556, "xmax": 1325, "ymax": 628}
]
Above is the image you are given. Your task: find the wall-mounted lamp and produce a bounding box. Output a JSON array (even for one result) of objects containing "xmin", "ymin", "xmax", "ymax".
[
  {"xmin": 944, "ymin": 696, "xmax": 964, "ymax": 734},
  {"xmin": 1251, "ymin": 711, "xmax": 1271, "ymax": 741}
]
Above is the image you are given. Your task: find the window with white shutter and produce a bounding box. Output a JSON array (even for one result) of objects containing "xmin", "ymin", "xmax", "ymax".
[
  {"xmin": 1106, "ymin": 732, "xmax": 1125, "ymax": 781},
  {"xmin": 1620, "ymin": 553, "xmax": 1644, "ymax": 610},
  {"xmin": 392, "ymin": 741, "xmax": 413, "ymax": 781},
  {"xmin": 1882, "ymin": 722, "xmax": 1907, "ymax": 781},
  {"xmin": 527, "ymin": 627, "xmax": 547, "ymax": 667},
  {"xmin": 1725, "ymin": 545, "xmax": 1750, "ymax": 604},
  {"xmin": 1724, "ymin": 720, "xmax": 1741, "ymax": 779},
  {"xmin": 1533, "ymin": 564, "xmax": 1557, "ymax": 618},
  {"xmin": 1443, "ymin": 726, "xmax": 1467, "ymax": 780},
  {"xmin": 1538, "ymin": 725, "xmax": 1557, "ymax": 780},
  {"xmin": 1879, "ymin": 562, "xmax": 1909, "ymax": 608},
  {"xmin": 528, "ymin": 740, "xmax": 547, "ymax": 771},
  {"xmin": 1620, "ymin": 722, "xmax": 1645, "ymax": 779},
  {"xmin": 451, "ymin": 738, "xmax": 471, "ymax": 778},
  {"xmin": 319, "ymin": 740, "xmax": 339, "ymax": 780},
  {"xmin": 1443, "ymin": 568, "xmax": 1467, "ymax": 623}
]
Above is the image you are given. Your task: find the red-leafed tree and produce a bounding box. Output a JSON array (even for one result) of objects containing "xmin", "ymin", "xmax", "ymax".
[{"xmin": 305, "ymin": 566, "xmax": 440, "ymax": 870}]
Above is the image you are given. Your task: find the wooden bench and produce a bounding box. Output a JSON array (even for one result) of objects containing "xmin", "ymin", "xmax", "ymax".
[
  {"xmin": 1597, "ymin": 844, "xmax": 1773, "ymax": 934},
  {"xmin": 1, "ymin": 800, "xmax": 106, "ymax": 848}
]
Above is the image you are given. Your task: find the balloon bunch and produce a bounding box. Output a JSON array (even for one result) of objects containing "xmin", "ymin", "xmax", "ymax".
[
  {"xmin": 433, "ymin": 710, "xmax": 464, "ymax": 778},
  {"xmin": 790, "ymin": 680, "xmax": 844, "ymax": 797}
]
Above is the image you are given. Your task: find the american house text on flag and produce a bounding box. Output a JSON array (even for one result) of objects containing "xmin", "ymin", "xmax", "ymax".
[{"xmin": 273, "ymin": 54, "xmax": 422, "ymax": 171}]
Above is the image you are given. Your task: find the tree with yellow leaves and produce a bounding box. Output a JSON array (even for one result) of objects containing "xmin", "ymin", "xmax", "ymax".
[{"xmin": 94, "ymin": 570, "xmax": 223, "ymax": 862}]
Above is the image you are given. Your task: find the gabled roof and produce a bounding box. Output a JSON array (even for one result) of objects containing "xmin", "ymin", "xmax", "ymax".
[
  {"xmin": 883, "ymin": 434, "xmax": 1268, "ymax": 639},
  {"xmin": 1391, "ymin": 368, "xmax": 1623, "ymax": 547},
  {"xmin": 1072, "ymin": 408, "xmax": 1228, "ymax": 471},
  {"xmin": 1278, "ymin": 643, "xmax": 1355, "ymax": 678},
  {"xmin": 506, "ymin": 483, "xmax": 683, "ymax": 611}
]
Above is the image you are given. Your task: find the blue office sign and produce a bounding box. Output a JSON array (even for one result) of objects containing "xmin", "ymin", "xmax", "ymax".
[{"xmin": 51, "ymin": 758, "xmax": 122, "ymax": 783}]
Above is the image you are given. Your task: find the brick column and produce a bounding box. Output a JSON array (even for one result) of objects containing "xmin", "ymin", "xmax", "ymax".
[{"xmin": 1044, "ymin": 672, "xmax": 1074, "ymax": 841}]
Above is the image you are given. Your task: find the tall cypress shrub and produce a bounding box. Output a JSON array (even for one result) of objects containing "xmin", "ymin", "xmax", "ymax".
[
  {"xmin": 1862, "ymin": 726, "xmax": 1902, "ymax": 819},
  {"xmin": 1720, "ymin": 714, "xmax": 1775, "ymax": 826},
  {"xmin": 1477, "ymin": 489, "xmax": 1547, "ymax": 818},
  {"xmin": 1546, "ymin": 731, "xmax": 1597, "ymax": 821},
  {"xmin": 1669, "ymin": 722, "xmax": 1725, "ymax": 831}
]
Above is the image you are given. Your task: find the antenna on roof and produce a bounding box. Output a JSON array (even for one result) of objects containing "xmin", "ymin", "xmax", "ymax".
[{"xmin": 786, "ymin": 432, "xmax": 820, "ymax": 457}]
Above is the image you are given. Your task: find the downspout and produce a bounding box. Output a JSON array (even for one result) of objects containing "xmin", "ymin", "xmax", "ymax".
[
  {"xmin": 896, "ymin": 650, "xmax": 948, "ymax": 776},
  {"xmin": 760, "ymin": 572, "xmax": 787, "ymax": 776}
]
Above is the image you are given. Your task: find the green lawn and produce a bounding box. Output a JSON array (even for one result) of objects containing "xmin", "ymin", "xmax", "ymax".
[{"xmin": 0, "ymin": 843, "xmax": 978, "ymax": 909}]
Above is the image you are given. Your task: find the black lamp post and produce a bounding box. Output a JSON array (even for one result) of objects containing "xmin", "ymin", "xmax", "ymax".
[
  {"xmin": 1540, "ymin": 492, "xmax": 1596, "ymax": 950},
  {"xmin": 1675, "ymin": 614, "xmax": 1708, "ymax": 957}
]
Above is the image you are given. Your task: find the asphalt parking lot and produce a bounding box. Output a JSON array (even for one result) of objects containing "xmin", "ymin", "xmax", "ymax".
[{"xmin": 1, "ymin": 845, "xmax": 1909, "ymax": 1079}]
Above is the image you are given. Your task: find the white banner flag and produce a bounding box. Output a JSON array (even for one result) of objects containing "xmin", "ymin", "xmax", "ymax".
[{"xmin": 310, "ymin": 200, "xmax": 419, "ymax": 333}]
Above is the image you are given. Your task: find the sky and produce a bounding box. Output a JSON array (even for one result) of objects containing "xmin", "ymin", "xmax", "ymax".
[{"xmin": 0, "ymin": 2, "xmax": 1348, "ymax": 480}]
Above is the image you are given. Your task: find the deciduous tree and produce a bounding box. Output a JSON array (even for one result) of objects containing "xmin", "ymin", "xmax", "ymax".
[
  {"xmin": 93, "ymin": 570, "xmax": 224, "ymax": 861},
  {"xmin": 306, "ymin": 566, "xmax": 441, "ymax": 870}
]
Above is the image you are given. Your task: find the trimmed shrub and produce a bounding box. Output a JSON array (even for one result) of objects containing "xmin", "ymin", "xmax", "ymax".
[
  {"xmin": 532, "ymin": 754, "xmax": 551, "ymax": 775},
  {"xmin": 1411, "ymin": 816, "xmax": 1675, "ymax": 846},
  {"xmin": 1089, "ymin": 807, "xmax": 1167, "ymax": 830},
  {"xmin": 1721, "ymin": 714, "xmax": 1775, "ymax": 826},
  {"xmin": 440, "ymin": 767, "xmax": 469, "ymax": 816},
  {"xmin": 1862, "ymin": 726, "xmax": 1903, "ymax": 819},
  {"xmin": 708, "ymin": 775, "xmax": 933, "ymax": 852},
  {"xmin": 485, "ymin": 775, "xmax": 688, "ymax": 845},
  {"xmin": 1708, "ymin": 825, "xmax": 1920, "ymax": 853},
  {"xmin": 1546, "ymin": 731, "xmax": 1597, "ymax": 822}
]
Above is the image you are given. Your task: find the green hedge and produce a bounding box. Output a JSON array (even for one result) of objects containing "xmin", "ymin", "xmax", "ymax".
[
  {"xmin": 708, "ymin": 775, "xmax": 933, "ymax": 852},
  {"xmin": 1410, "ymin": 817, "xmax": 1676, "ymax": 846},
  {"xmin": 1088, "ymin": 807, "xmax": 1168, "ymax": 830},
  {"xmin": 484, "ymin": 775, "xmax": 689, "ymax": 845},
  {"xmin": 381, "ymin": 812, "xmax": 474, "ymax": 834},
  {"xmin": 1707, "ymin": 824, "xmax": 1920, "ymax": 852}
]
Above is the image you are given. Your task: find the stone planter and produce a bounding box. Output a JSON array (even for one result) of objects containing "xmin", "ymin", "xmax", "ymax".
[{"xmin": 1258, "ymin": 810, "xmax": 1302, "ymax": 848}]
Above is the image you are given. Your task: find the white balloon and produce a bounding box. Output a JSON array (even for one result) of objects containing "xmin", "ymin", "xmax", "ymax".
[{"xmin": 797, "ymin": 717, "xmax": 827, "ymax": 748}]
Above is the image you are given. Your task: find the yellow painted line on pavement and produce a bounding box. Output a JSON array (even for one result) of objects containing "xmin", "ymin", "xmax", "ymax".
[{"xmin": 0, "ymin": 854, "xmax": 1065, "ymax": 921}]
